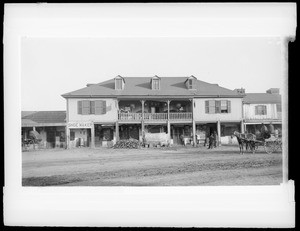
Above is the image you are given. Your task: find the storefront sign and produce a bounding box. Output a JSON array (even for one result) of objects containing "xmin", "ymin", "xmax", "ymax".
[{"xmin": 67, "ymin": 122, "xmax": 93, "ymax": 128}]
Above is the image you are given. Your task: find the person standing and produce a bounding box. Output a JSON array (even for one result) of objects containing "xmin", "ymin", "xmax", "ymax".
[
  {"xmin": 213, "ymin": 131, "xmax": 218, "ymax": 147},
  {"xmin": 208, "ymin": 133, "xmax": 214, "ymax": 149},
  {"xmin": 260, "ymin": 123, "xmax": 269, "ymax": 139}
]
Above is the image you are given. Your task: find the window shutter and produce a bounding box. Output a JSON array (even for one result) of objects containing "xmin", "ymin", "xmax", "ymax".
[
  {"xmin": 227, "ymin": 100, "xmax": 231, "ymax": 113},
  {"xmin": 95, "ymin": 100, "xmax": 107, "ymax": 115},
  {"xmin": 209, "ymin": 100, "xmax": 215, "ymax": 114},
  {"xmin": 263, "ymin": 105, "xmax": 267, "ymax": 115},
  {"xmin": 90, "ymin": 101, "xmax": 95, "ymax": 114},
  {"xmin": 82, "ymin": 100, "xmax": 90, "ymax": 115},
  {"xmin": 215, "ymin": 100, "xmax": 221, "ymax": 113},
  {"xmin": 255, "ymin": 106, "xmax": 258, "ymax": 115},
  {"xmin": 77, "ymin": 101, "xmax": 82, "ymax": 114},
  {"xmin": 205, "ymin": 101, "xmax": 209, "ymax": 113},
  {"xmin": 102, "ymin": 101, "xmax": 107, "ymax": 114}
]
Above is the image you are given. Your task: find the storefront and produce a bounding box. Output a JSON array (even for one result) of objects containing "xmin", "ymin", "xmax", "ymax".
[
  {"xmin": 94, "ymin": 123, "xmax": 116, "ymax": 147},
  {"xmin": 67, "ymin": 122, "xmax": 93, "ymax": 148}
]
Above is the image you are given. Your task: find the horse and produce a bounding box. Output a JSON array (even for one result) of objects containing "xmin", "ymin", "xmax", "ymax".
[
  {"xmin": 232, "ymin": 131, "xmax": 257, "ymax": 154},
  {"xmin": 232, "ymin": 131, "xmax": 246, "ymax": 154},
  {"xmin": 244, "ymin": 133, "xmax": 257, "ymax": 153}
]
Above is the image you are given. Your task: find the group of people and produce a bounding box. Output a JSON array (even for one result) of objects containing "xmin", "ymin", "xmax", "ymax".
[
  {"xmin": 259, "ymin": 122, "xmax": 280, "ymax": 139},
  {"xmin": 207, "ymin": 131, "xmax": 218, "ymax": 149}
]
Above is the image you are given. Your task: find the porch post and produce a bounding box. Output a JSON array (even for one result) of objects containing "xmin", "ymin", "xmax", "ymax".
[
  {"xmin": 217, "ymin": 120, "xmax": 221, "ymax": 146},
  {"xmin": 192, "ymin": 120, "xmax": 196, "ymax": 146},
  {"xmin": 91, "ymin": 123, "xmax": 95, "ymax": 148},
  {"xmin": 116, "ymin": 121, "xmax": 119, "ymax": 141},
  {"xmin": 167, "ymin": 100, "xmax": 171, "ymax": 141},
  {"xmin": 33, "ymin": 126, "xmax": 36, "ymax": 131},
  {"xmin": 141, "ymin": 100, "xmax": 145, "ymax": 142},
  {"xmin": 141, "ymin": 100, "xmax": 145, "ymax": 120},
  {"xmin": 66, "ymin": 126, "xmax": 70, "ymax": 149},
  {"xmin": 241, "ymin": 120, "xmax": 245, "ymax": 133},
  {"xmin": 191, "ymin": 99, "xmax": 196, "ymax": 146},
  {"xmin": 167, "ymin": 100, "xmax": 170, "ymax": 120}
]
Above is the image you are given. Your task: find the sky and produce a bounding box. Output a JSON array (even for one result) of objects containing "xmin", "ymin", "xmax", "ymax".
[{"xmin": 21, "ymin": 37, "xmax": 284, "ymax": 111}]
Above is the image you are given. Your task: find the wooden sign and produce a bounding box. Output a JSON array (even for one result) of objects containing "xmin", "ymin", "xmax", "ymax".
[{"xmin": 67, "ymin": 122, "xmax": 93, "ymax": 128}]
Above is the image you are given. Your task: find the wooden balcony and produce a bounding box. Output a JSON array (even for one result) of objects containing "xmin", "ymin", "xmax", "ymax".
[
  {"xmin": 144, "ymin": 113, "xmax": 168, "ymax": 120},
  {"xmin": 169, "ymin": 112, "xmax": 192, "ymax": 120},
  {"xmin": 118, "ymin": 113, "xmax": 142, "ymax": 121},
  {"xmin": 118, "ymin": 112, "xmax": 192, "ymax": 121}
]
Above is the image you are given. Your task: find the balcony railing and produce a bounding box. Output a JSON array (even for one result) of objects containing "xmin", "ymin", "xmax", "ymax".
[
  {"xmin": 118, "ymin": 113, "xmax": 142, "ymax": 121},
  {"xmin": 169, "ymin": 112, "xmax": 192, "ymax": 120},
  {"xmin": 144, "ymin": 113, "xmax": 168, "ymax": 120},
  {"xmin": 118, "ymin": 112, "xmax": 192, "ymax": 121}
]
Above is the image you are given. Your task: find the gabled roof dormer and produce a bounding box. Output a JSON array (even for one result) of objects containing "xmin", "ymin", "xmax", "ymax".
[
  {"xmin": 150, "ymin": 75, "xmax": 161, "ymax": 90},
  {"xmin": 185, "ymin": 75, "xmax": 197, "ymax": 90},
  {"xmin": 115, "ymin": 75, "xmax": 125, "ymax": 90}
]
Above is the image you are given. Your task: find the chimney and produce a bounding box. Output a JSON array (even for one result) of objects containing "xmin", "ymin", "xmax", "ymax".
[
  {"xmin": 266, "ymin": 88, "xmax": 279, "ymax": 94},
  {"xmin": 234, "ymin": 88, "xmax": 246, "ymax": 95}
]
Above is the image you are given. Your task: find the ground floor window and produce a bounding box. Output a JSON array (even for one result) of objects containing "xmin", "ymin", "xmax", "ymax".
[
  {"xmin": 221, "ymin": 123, "xmax": 240, "ymax": 136},
  {"xmin": 95, "ymin": 124, "xmax": 115, "ymax": 141},
  {"xmin": 70, "ymin": 131, "xmax": 75, "ymax": 141}
]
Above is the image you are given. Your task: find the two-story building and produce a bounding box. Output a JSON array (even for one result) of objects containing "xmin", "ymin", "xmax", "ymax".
[
  {"xmin": 62, "ymin": 76, "xmax": 244, "ymax": 148},
  {"xmin": 241, "ymin": 88, "xmax": 282, "ymax": 136}
]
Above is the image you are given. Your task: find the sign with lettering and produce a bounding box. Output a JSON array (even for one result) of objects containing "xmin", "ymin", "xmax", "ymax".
[{"xmin": 67, "ymin": 122, "xmax": 93, "ymax": 128}]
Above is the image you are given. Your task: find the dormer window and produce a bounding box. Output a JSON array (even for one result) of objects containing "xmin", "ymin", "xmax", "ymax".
[
  {"xmin": 188, "ymin": 79, "xmax": 193, "ymax": 89},
  {"xmin": 185, "ymin": 75, "xmax": 197, "ymax": 90},
  {"xmin": 115, "ymin": 75, "xmax": 125, "ymax": 90},
  {"xmin": 151, "ymin": 75, "xmax": 160, "ymax": 90}
]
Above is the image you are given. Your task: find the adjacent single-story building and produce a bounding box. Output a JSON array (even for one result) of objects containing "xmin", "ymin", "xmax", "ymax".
[{"xmin": 22, "ymin": 111, "xmax": 66, "ymax": 149}]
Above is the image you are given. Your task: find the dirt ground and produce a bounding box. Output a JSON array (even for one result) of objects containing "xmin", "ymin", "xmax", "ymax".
[{"xmin": 22, "ymin": 145, "xmax": 282, "ymax": 186}]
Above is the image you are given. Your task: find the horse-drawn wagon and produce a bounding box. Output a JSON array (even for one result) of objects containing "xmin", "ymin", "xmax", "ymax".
[
  {"xmin": 232, "ymin": 131, "xmax": 282, "ymax": 154},
  {"xmin": 255, "ymin": 136, "xmax": 282, "ymax": 154},
  {"xmin": 22, "ymin": 130, "xmax": 42, "ymax": 148}
]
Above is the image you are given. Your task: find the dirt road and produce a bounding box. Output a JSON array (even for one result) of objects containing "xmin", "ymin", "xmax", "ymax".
[{"xmin": 22, "ymin": 146, "xmax": 282, "ymax": 186}]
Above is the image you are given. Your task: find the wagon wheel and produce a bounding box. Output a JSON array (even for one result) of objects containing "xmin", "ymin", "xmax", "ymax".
[
  {"xmin": 264, "ymin": 141, "xmax": 276, "ymax": 154},
  {"xmin": 275, "ymin": 140, "xmax": 282, "ymax": 152}
]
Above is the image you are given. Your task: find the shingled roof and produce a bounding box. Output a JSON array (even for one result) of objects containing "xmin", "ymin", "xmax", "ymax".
[
  {"xmin": 243, "ymin": 93, "xmax": 281, "ymax": 104},
  {"xmin": 22, "ymin": 111, "xmax": 66, "ymax": 126},
  {"xmin": 62, "ymin": 77, "xmax": 242, "ymax": 98}
]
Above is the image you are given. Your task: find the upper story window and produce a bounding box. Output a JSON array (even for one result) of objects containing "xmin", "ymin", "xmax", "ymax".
[
  {"xmin": 152, "ymin": 79, "xmax": 160, "ymax": 90},
  {"xmin": 151, "ymin": 76, "xmax": 160, "ymax": 90},
  {"xmin": 185, "ymin": 75, "xmax": 197, "ymax": 90},
  {"xmin": 116, "ymin": 79, "xmax": 122, "ymax": 90},
  {"xmin": 115, "ymin": 75, "xmax": 124, "ymax": 90},
  {"xmin": 205, "ymin": 100, "xmax": 231, "ymax": 114},
  {"xmin": 255, "ymin": 105, "xmax": 267, "ymax": 115},
  {"xmin": 77, "ymin": 100, "xmax": 107, "ymax": 115},
  {"xmin": 220, "ymin": 100, "xmax": 229, "ymax": 113},
  {"xmin": 276, "ymin": 103, "xmax": 282, "ymax": 112},
  {"xmin": 188, "ymin": 79, "xmax": 193, "ymax": 89}
]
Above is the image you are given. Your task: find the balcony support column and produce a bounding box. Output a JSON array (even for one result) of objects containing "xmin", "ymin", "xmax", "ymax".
[
  {"xmin": 115, "ymin": 121, "xmax": 119, "ymax": 142},
  {"xmin": 167, "ymin": 100, "xmax": 170, "ymax": 120},
  {"xmin": 141, "ymin": 100, "xmax": 145, "ymax": 120},
  {"xmin": 241, "ymin": 120, "xmax": 245, "ymax": 133},
  {"xmin": 91, "ymin": 123, "xmax": 95, "ymax": 148},
  {"xmin": 217, "ymin": 120, "xmax": 221, "ymax": 147},
  {"xmin": 141, "ymin": 100, "xmax": 145, "ymax": 143},
  {"xmin": 191, "ymin": 98, "xmax": 196, "ymax": 146},
  {"xmin": 167, "ymin": 100, "xmax": 171, "ymax": 142},
  {"xmin": 66, "ymin": 126, "xmax": 70, "ymax": 149}
]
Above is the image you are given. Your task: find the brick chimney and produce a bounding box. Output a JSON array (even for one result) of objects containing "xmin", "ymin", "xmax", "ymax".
[
  {"xmin": 234, "ymin": 88, "xmax": 245, "ymax": 95},
  {"xmin": 266, "ymin": 88, "xmax": 279, "ymax": 94}
]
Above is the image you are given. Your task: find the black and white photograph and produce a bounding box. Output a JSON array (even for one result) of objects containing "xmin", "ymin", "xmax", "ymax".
[
  {"xmin": 4, "ymin": 3, "xmax": 296, "ymax": 228},
  {"xmin": 21, "ymin": 37, "xmax": 285, "ymax": 187}
]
